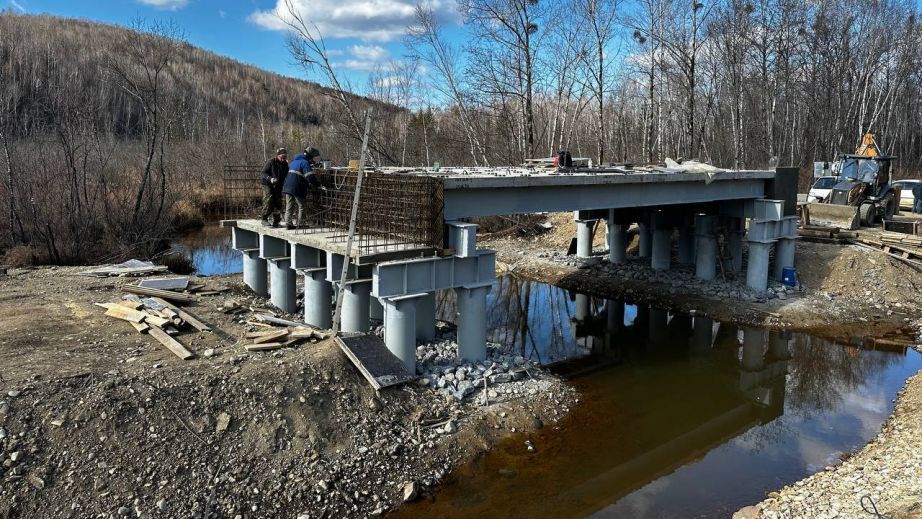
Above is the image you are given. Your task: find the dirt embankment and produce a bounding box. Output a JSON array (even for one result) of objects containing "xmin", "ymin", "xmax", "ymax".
[{"xmin": 0, "ymin": 267, "xmax": 574, "ymax": 518}]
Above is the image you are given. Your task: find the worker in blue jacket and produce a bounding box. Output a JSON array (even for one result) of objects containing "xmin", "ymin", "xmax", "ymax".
[
  {"xmin": 283, "ymin": 147, "xmax": 322, "ymax": 229},
  {"xmin": 913, "ymin": 183, "xmax": 922, "ymax": 214}
]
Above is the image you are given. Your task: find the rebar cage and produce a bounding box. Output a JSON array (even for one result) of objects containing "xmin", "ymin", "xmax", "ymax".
[
  {"xmin": 300, "ymin": 169, "xmax": 444, "ymax": 252},
  {"xmin": 222, "ymin": 165, "xmax": 445, "ymax": 252},
  {"xmin": 222, "ymin": 165, "xmax": 265, "ymax": 219}
]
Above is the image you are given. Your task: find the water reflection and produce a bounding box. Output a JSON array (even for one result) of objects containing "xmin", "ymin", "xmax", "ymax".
[
  {"xmin": 171, "ymin": 224, "xmax": 241, "ymax": 276},
  {"xmin": 412, "ymin": 275, "xmax": 919, "ymax": 519}
]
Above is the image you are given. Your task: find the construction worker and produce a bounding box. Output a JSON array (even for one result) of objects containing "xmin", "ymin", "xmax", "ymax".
[
  {"xmin": 283, "ymin": 147, "xmax": 322, "ymax": 229},
  {"xmin": 913, "ymin": 183, "xmax": 922, "ymax": 214},
  {"xmin": 260, "ymin": 148, "xmax": 289, "ymax": 227}
]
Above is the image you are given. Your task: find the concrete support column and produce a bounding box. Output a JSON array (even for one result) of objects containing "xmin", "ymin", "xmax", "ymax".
[
  {"xmin": 383, "ymin": 296, "xmax": 419, "ymax": 374},
  {"xmin": 455, "ymin": 285, "xmax": 490, "ymax": 363},
  {"xmin": 692, "ymin": 316, "xmax": 714, "ymax": 354},
  {"xmin": 607, "ymin": 221, "xmax": 628, "ymax": 264},
  {"xmin": 574, "ymin": 293, "xmax": 591, "ymax": 322},
  {"xmin": 746, "ymin": 241, "xmax": 773, "ymax": 294},
  {"xmin": 415, "ymin": 292, "xmax": 436, "ymax": 342},
  {"xmin": 678, "ymin": 225, "xmax": 696, "ymax": 264},
  {"xmin": 695, "ymin": 215, "xmax": 718, "ymax": 281},
  {"xmin": 369, "ymin": 297, "xmax": 384, "ymax": 321},
  {"xmin": 341, "ymin": 281, "xmax": 372, "ymax": 333},
  {"xmin": 651, "ymin": 228, "xmax": 672, "ymax": 271},
  {"xmin": 727, "ymin": 218, "xmax": 745, "ymax": 273},
  {"xmin": 303, "ymin": 268, "xmax": 332, "ymax": 329},
  {"xmin": 638, "ymin": 222, "xmax": 652, "ymax": 258},
  {"xmin": 269, "ymin": 258, "xmax": 297, "ymax": 314},
  {"xmin": 769, "ymin": 330, "xmax": 792, "ymax": 360},
  {"xmin": 773, "ymin": 238, "xmax": 796, "ymax": 282},
  {"xmin": 576, "ymin": 219, "xmax": 595, "ymax": 258},
  {"xmin": 242, "ymin": 250, "xmax": 268, "ymax": 297}
]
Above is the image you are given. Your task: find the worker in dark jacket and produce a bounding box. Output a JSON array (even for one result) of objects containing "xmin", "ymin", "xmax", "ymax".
[
  {"xmin": 260, "ymin": 148, "xmax": 289, "ymax": 227},
  {"xmin": 912, "ymin": 183, "xmax": 922, "ymax": 214},
  {"xmin": 283, "ymin": 147, "xmax": 321, "ymax": 229}
]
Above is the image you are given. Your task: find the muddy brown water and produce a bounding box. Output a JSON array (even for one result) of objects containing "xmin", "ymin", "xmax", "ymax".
[{"xmin": 175, "ymin": 229, "xmax": 922, "ymax": 518}]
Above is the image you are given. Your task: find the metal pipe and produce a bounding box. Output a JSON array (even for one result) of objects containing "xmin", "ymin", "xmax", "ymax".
[
  {"xmin": 384, "ymin": 297, "xmax": 418, "ymax": 373},
  {"xmin": 456, "ymin": 285, "xmax": 490, "ymax": 363},
  {"xmin": 303, "ymin": 269, "xmax": 332, "ymax": 329},
  {"xmin": 269, "ymin": 258, "xmax": 297, "ymax": 313},
  {"xmin": 576, "ymin": 219, "xmax": 594, "ymax": 258},
  {"xmin": 695, "ymin": 215, "xmax": 717, "ymax": 281},
  {"xmin": 341, "ymin": 281, "xmax": 371, "ymax": 333},
  {"xmin": 242, "ymin": 250, "xmax": 268, "ymax": 297},
  {"xmin": 651, "ymin": 228, "xmax": 672, "ymax": 270},
  {"xmin": 415, "ymin": 292, "xmax": 436, "ymax": 341}
]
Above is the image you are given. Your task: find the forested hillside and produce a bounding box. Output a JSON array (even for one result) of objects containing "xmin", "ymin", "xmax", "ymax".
[{"xmin": 0, "ymin": 14, "xmax": 401, "ymax": 264}]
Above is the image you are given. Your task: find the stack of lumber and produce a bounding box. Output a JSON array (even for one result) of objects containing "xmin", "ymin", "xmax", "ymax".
[
  {"xmin": 881, "ymin": 231, "xmax": 922, "ymax": 247},
  {"xmin": 243, "ymin": 325, "xmax": 330, "ymax": 352},
  {"xmin": 121, "ymin": 277, "xmax": 229, "ymax": 304},
  {"xmin": 798, "ymin": 225, "xmax": 858, "ymax": 243},
  {"xmin": 95, "ymin": 296, "xmax": 211, "ymax": 360}
]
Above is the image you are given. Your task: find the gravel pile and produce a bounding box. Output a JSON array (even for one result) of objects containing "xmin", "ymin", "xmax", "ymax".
[{"xmin": 416, "ymin": 340, "xmax": 547, "ymax": 403}]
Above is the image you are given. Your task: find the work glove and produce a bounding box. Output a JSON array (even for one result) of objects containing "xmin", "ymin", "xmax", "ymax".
[{"xmin": 270, "ymin": 178, "xmax": 278, "ymax": 184}]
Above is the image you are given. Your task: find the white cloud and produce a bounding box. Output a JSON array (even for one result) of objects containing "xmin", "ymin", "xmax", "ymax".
[
  {"xmin": 9, "ymin": 0, "xmax": 25, "ymax": 11},
  {"xmin": 218, "ymin": 9, "xmax": 226, "ymax": 18},
  {"xmin": 334, "ymin": 44, "xmax": 391, "ymax": 70},
  {"xmin": 137, "ymin": 0, "xmax": 189, "ymax": 10},
  {"xmin": 249, "ymin": 0, "xmax": 460, "ymax": 42}
]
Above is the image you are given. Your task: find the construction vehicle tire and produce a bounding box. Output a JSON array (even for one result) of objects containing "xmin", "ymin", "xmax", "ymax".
[
  {"xmin": 883, "ymin": 195, "xmax": 897, "ymax": 220},
  {"xmin": 859, "ymin": 203, "xmax": 876, "ymax": 227}
]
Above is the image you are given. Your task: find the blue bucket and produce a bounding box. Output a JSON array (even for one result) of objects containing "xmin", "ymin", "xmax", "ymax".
[{"xmin": 781, "ymin": 267, "xmax": 798, "ymax": 287}]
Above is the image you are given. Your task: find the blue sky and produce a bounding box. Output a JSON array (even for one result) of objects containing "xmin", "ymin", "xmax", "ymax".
[{"xmin": 3, "ymin": 0, "xmax": 463, "ymax": 91}]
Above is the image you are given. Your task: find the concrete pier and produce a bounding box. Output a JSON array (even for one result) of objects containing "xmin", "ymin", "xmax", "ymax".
[
  {"xmin": 651, "ymin": 228, "xmax": 672, "ymax": 271},
  {"xmin": 268, "ymin": 258, "xmax": 297, "ymax": 314},
  {"xmin": 242, "ymin": 250, "xmax": 268, "ymax": 297},
  {"xmin": 741, "ymin": 327, "xmax": 766, "ymax": 371},
  {"xmin": 746, "ymin": 241, "xmax": 772, "ymax": 293},
  {"xmin": 456, "ymin": 285, "xmax": 490, "ymax": 362},
  {"xmin": 695, "ymin": 215, "xmax": 718, "ymax": 281},
  {"xmin": 726, "ymin": 218, "xmax": 745, "ymax": 272},
  {"xmin": 606, "ymin": 299, "xmax": 624, "ymax": 332},
  {"xmin": 773, "ymin": 237, "xmax": 796, "ymax": 282},
  {"xmin": 415, "ymin": 292, "xmax": 436, "ymax": 341},
  {"xmin": 341, "ymin": 280, "xmax": 372, "ymax": 333},
  {"xmin": 383, "ymin": 295, "xmax": 421, "ymax": 373},
  {"xmin": 576, "ymin": 219, "xmax": 594, "ymax": 258},
  {"xmin": 638, "ymin": 222, "xmax": 652, "ymax": 258},
  {"xmin": 607, "ymin": 219, "xmax": 628, "ymax": 264},
  {"xmin": 303, "ymin": 268, "xmax": 332, "ymax": 329},
  {"xmin": 369, "ymin": 296, "xmax": 384, "ymax": 320}
]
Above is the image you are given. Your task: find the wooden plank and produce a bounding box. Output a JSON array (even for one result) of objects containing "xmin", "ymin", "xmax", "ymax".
[
  {"xmin": 150, "ymin": 297, "xmax": 211, "ymax": 332},
  {"xmin": 254, "ymin": 314, "xmax": 304, "ymax": 327},
  {"xmin": 118, "ymin": 300, "xmax": 145, "ymax": 310},
  {"xmin": 143, "ymin": 314, "xmax": 172, "ymax": 329},
  {"xmin": 130, "ymin": 321, "xmax": 150, "ymax": 334},
  {"xmin": 138, "ymin": 277, "xmax": 190, "ymax": 291},
  {"xmin": 335, "ymin": 334, "xmax": 415, "ymax": 390},
  {"xmin": 245, "ymin": 342, "xmax": 284, "ymax": 352},
  {"xmin": 253, "ymin": 329, "xmax": 288, "ymax": 344},
  {"xmin": 104, "ymin": 306, "xmax": 146, "ymax": 323},
  {"xmin": 123, "ymin": 285, "xmax": 196, "ymax": 304},
  {"xmin": 289, "ymin": 327, "xmax": 330, "ymax": 340},
  {"xmin": 148, "ymin": 327, "xmax": 195, "ymax": 360}
]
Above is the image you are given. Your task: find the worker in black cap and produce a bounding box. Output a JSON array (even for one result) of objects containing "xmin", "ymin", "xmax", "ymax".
[
  {"xmin": 283, "ymin": 147, "xmax": 322, "ymax": 229},
  {"xmin": 260, "ymin": 148, "xmax": 289, "ymax": 227}
]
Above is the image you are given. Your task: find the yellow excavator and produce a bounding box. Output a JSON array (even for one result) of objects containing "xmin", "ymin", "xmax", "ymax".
[{"xmin": 809, "ymin": 133, "xmax": 899, "ymax": 229}]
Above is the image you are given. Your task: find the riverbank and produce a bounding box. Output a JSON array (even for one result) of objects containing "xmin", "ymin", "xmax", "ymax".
[
  {"xmin": 0, "ymin": 266, "xmax": 575, "ymax": 517},
  {"xmin": 739, "ymin": 370, "xmax": 922, "ymax": 518}
]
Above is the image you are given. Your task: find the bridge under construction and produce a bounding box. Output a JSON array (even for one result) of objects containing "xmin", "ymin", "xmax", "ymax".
[{"xmin": 222, "ymin": 164, "xmax": 799, "ymax": 373}]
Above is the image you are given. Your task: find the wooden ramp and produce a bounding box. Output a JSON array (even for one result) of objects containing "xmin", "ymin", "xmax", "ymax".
[{"xmin": 335, "ymin": 334, "xmax": 415, "ymax": 390}]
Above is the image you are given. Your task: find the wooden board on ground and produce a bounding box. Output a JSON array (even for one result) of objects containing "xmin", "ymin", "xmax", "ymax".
[
  {"xmin": 138, "ymin": 277, "xmax": 190, "ymax": 291},
  {"xmin": 123, "ymin": 285, "xmax": 195, "ymax": 304},
  {"xmin": 148, "ymin": 327, "xmax": 195, "ymax": 360},
  {"xmin": 130, "ymin": 321, "xmax": 150, "ymax": 334},
  {"xmin": 150, "ymin": 297, "xmax": 211, "ymax": 332},
  {"xmin": 245, "ymin": 342, "xmax": 284, "ymax": 352},
  {"xmin": 103, "ymin": 306, "xmax": 146, "ymax": 323},
  {"xmin": 253, "ymin": 329, "xmax": 288, "ymax": 344},
  {"xmin": 335, "ymin": 334, "xmax": 415, "ymax": 390}
]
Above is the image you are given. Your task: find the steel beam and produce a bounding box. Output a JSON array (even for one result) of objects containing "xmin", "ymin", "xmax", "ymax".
[{"xmin": 373, "ymin": 251, "xmax": 496, "ymax": 299}]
